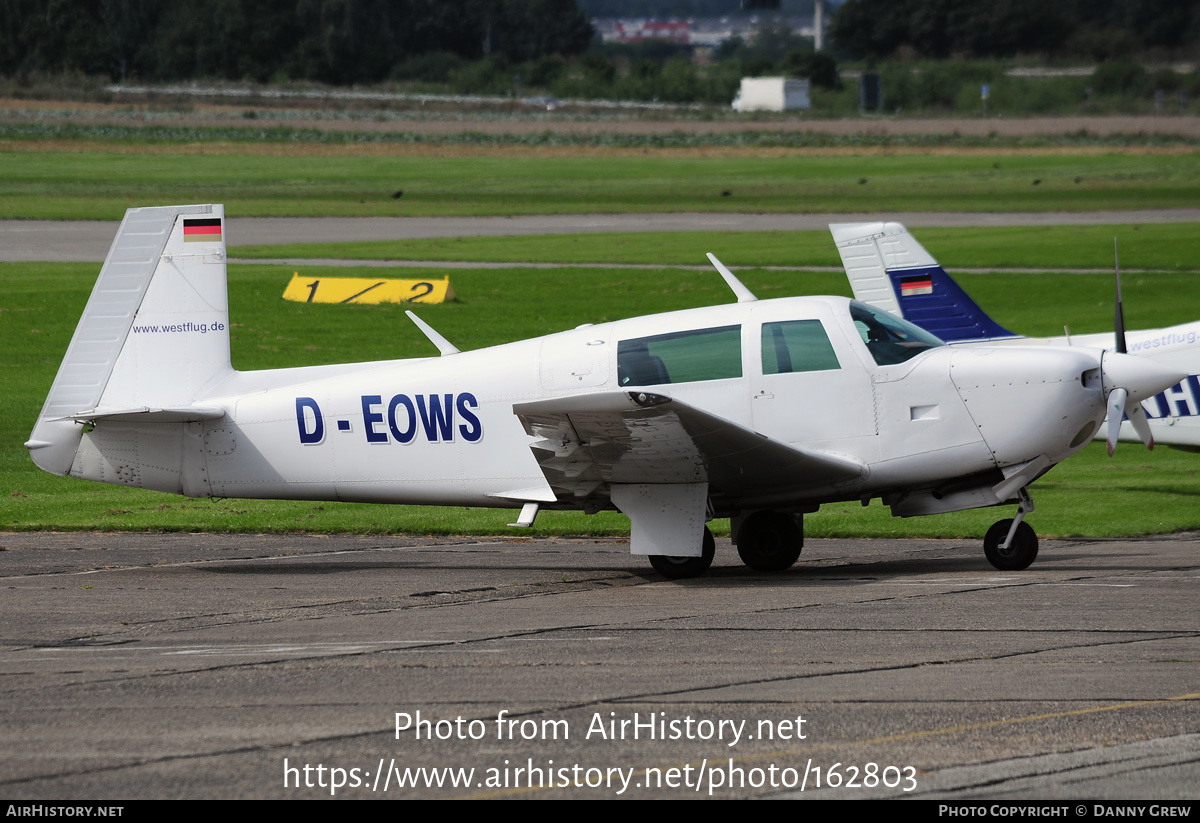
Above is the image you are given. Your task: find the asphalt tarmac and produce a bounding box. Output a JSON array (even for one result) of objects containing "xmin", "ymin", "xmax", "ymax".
[{"xmin": 2, "ymin": 530, "xmax": 1197, "ymax": 799}]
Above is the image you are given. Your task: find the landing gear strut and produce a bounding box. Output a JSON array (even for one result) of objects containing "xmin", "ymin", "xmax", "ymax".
[
  {"xmin": 984, "ymin": 489, "xmax": 1039, "ymax": 571},
  {"xmin": 648, "ymin": 526, "xmax": 715, "ymax": 579},
  {"xmin": 736, "ymin": 511, "xmax": 803, "ymax": 571}
]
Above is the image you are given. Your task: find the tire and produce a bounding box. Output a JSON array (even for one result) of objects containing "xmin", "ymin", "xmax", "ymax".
[
  {"xmin": 648, "ymin": 527, "xmax": 716, "ymax": 579},
  {"xmin": 983, "ymin": 519, "xmax": 1039, "ymax": 571},
  {"xmin": 736, "ymin": 511, "xmax": 803, "ymax": 572}
]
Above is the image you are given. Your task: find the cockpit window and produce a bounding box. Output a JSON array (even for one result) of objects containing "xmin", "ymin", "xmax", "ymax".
[
  {"xmin": 761, "ymin": 320, "xmax": 841, "ymax": 374},
  {"xmin": 850, "ymin": 301, "xmax": 944, "ymax": 366},
  {"xmin": 618, "ymin": 325, "xmax": 741, "ymax": 386}
]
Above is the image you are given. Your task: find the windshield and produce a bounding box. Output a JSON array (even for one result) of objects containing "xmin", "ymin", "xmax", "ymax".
[{"xmin": 850, "ymin": 301, "xmax": 944, "ymax": 366}]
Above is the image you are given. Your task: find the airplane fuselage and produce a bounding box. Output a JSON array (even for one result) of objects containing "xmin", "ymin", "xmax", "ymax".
[{"xmin": 67, "ymin": 295, "xmax": 1116, "ymax": 521}]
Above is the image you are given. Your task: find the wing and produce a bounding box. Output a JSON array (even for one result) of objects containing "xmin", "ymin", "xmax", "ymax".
[{"xmin": 512, "ymin": 390, "xmax": 867, "ymax": 511}]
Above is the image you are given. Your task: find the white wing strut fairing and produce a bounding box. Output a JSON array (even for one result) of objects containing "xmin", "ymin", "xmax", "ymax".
[{"xmin": 26, "ymin": 205, "xmax": 1186, "ymax": 578}]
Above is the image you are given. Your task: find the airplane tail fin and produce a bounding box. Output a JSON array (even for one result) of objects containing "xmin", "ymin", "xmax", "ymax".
[
  {"xmin": 26, "ymin": 204, "xmax": 233, "ymax": 479},
  {"xmin": 830, "ymin": 222, "xmax": 1019, "ymax": 343}
]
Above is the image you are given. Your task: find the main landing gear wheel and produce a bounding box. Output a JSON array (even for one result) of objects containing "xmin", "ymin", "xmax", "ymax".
[
  {"xmin": 736, "ymin": 511, "xmax": 803, "ymax": 572},
  {"xmin": 983, "ymin": 519, "xmax": 1039, "ymax": 571},
  {"xmin": 648, "ymin": 527, "xmax": 715, "ymax": 579}
]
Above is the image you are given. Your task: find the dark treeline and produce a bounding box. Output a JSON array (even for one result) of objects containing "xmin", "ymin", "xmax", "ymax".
[
  {"xmin": 831, "ymin": 0, "xmax": 1200, "ymax": 61},
  {"xmin": 0, "ymin": 0, "xmax": 594, "ymax": 83},
  {"xmin": 2, "ymin": 0, "xmax": 1196, "ymax": 110}
]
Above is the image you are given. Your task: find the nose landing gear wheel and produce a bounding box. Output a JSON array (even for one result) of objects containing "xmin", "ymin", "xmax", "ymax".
[
  {"xmin": 983, "ymin": 519, "xmax": 1039, "ymax": 571},
  {"xmin": 648, "ymin": 527, "xmax": 716, "ymax": 579}
]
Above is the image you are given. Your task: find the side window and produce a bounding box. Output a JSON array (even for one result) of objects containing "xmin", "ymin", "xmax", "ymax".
[
  {"xmin": 618, "ymin": 325, "xmax": 741, "ymax": 386},
  {"xmin": 761, "ymin": 320, "xmax": 841, "ymax": 375}
]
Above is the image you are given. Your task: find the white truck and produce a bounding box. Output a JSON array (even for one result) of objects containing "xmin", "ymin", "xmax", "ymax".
[{"xmin": 731, "ymin": 77, "xmax": 811, "ymax": 112}]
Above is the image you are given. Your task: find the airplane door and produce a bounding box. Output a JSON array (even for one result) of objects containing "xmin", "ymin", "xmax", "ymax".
[
  {"xmin": 539, "ymin": 326, "xmax": 610, "ymax": 392},
  {"xmin": 750, "ymin": 315, "xmax": 878, "ymax": 448}
]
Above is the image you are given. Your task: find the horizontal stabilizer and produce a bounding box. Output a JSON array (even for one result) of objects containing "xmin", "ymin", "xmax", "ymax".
[{"xmin": 53, "ymin": 406, "xmax": 227, "ymax": 424}]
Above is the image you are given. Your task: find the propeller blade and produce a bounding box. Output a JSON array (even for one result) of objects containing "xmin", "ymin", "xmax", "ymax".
[
  {"xmin": 1126, "ymin": 401, "xmax": 1155, "ymax": 450},
  {"xmin": 1106, "ymin": 386, "xmax": 1127, "ymax": 456},
  {"xmin": 1114, "ymin": 237, "xmax": 1127, "ymax": 354},
  {"xmin": 1100, "ymin": 349, "xmax": 1186, "ymax": 456}
]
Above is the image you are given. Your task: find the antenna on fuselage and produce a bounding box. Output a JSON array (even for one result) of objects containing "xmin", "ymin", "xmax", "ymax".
[
  {"xmin": 707, "ymin": 253, "xmax": 757, "ymax": 303},
  {"xmin": 405, "ymin": 310, "xmax": 460, "ymax": 356}
]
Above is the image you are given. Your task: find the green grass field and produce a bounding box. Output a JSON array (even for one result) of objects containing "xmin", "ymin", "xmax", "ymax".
[
  {"xmin": 6, "ymin": 257, "xmax": 1200, "ymax": 539},
  {"xmin": 3, "ymin": 146, "xmax": 1199, "ymax": 219},
  {"xmin": 5, "ymin": 136, "xmax": 1200, "ymax": 540}
]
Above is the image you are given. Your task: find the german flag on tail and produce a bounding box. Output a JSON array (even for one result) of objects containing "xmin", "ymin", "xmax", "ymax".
[
  {"xmin": 183, "ymin": 218, "xmax": 222, "ymax": 243},
  {"xmin": 899, "ymin": 274, "xmax": 933, "ymax": 297}
]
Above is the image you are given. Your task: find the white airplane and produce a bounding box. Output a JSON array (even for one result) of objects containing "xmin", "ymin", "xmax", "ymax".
[
  {"xmin": 831, "ymin": 222, "xmax": 1200, "ymax": 454},
  {"xmin": 26, "ymin": 205, "xmax": 1184, "ymax": 578}
]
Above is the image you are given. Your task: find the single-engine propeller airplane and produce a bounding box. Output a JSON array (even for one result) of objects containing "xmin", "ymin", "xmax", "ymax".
[
  {"xmin": 27, "ymin": 205, "xmax": 1185, "ymax": 578},
  {"xmin": 831, "ymin": 221, "xmax": 1200, "ymax": 453}
]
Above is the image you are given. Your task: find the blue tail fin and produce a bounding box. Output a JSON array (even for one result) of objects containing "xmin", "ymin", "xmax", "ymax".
[{"xmin": 830, "ymin": 222, "xmax": 1019, "ymax": 343}]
